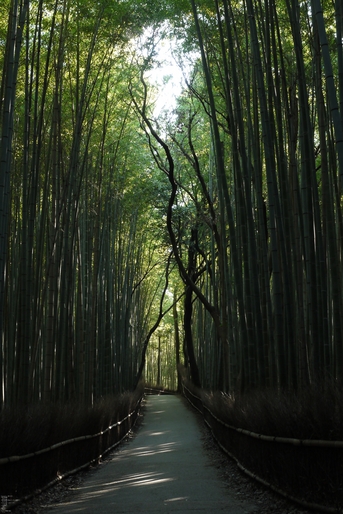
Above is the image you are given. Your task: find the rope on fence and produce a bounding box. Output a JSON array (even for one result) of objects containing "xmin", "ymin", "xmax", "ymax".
[
  {"xmin": 0, "ymin": 397, "xmax": 142, "ymax": 466},
  {"xmin": 208, "ymin": 420, "xmax": 342, "ymax": 514},
  {"xmin": 7, "ymin": 405, "xmax": 142, "ymax": 511},
  {"xmin": 182, "ymin": 383, "xmax": 343, "ymax": 514},
  {"xmin": 181, "ymin": 384, "xmax": 202, "ymax": 414},
  {"xmin": 182, "ymin": 383, "xmax": 343, "ymax": 448},
  {"xmin": 1, "ymin": 394, "xmax": 144, "ymax": 510}
]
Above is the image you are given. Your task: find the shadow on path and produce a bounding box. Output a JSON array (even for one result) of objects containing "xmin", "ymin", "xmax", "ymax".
[{"xmin": 48, "ymin": 395, "xmax": 257, "ymax": 513}]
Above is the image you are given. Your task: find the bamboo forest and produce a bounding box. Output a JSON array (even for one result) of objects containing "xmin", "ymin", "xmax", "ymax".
[{"xmin": 0, "ymin": 0, "xmax": 343, "ymax": 408}]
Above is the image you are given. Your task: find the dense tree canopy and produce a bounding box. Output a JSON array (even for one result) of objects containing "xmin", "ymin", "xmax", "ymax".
[{"xmin": 0, "ymin": 0, "xmax": 342, "ymax": 406}]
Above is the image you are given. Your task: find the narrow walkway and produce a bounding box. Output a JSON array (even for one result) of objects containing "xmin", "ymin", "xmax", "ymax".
[{"xmin": 49, "ymin": 395, "xmax": 257, "ymax": 513}]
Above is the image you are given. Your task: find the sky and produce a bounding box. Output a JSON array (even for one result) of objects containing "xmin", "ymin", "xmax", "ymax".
[
  {"xmin": 149, "ymin": 40, "xmax": 185, "ymax": 117},
  {"xmin": 134, "ymin": 25, "xmax": 196, "ymax": 120}
]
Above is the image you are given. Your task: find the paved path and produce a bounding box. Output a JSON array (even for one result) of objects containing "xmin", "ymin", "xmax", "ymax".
[{"xmin": 49, "ymin": 395, "xmax": 257, "ymax": 513}]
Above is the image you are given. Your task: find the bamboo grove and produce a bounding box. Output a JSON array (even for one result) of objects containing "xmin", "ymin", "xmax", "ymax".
[
  {"xmin": 138, "ymin": 0, "xmax": 343, "ymax": 394},
  {"xmin": 0, "ymin": 0, "xmax": 175, "ymax": 406},
  {"xmin": 1, "ymin": 0, "xmax": 343, "ymax": 406}
]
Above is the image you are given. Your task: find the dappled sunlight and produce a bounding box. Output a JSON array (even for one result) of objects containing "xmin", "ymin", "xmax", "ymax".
[
  {"xmin": 45, "ymin": 396, "xmax": 251, "ymax": 513},
  {"xmin": 51, "ymin": 471, "xmax": 177, "ymax": 510},
  {"xmin": 164, "ymin": 496, "xmax": 189, "ymax": 503},
  {"xmin": 102, "ymin": 471, "xmax": 175, "ymax": 490},
  {"xmin": 120, "ymin": 441, "xmax": 177, "ymax": 457}
]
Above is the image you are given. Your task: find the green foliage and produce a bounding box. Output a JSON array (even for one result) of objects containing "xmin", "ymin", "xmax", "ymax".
[
  {"xmin": 0, "ymin": 0, "xmax": 177, "ymax": 406},
  {"xmin": 1, "ymin": 0, "xmax": 343, "ymax": 406}
]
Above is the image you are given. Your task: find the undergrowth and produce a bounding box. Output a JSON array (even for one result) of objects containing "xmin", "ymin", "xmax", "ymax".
[
  {"xmin": 184, "ymin": 376, "xmax": 343, "ymax": 441},
  {"xmin": 0, "ymin": 382, "xmax": 144, "ymax": 459}
]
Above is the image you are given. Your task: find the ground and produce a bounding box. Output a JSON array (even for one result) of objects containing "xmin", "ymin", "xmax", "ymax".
[{"xmin": 11, "ymin": 396, "xmax": 312, "ymax": 514}]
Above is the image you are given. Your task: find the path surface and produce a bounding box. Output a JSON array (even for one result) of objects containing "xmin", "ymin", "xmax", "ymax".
[{"xmin": 49, "ymin": 395, "xmax": 258, "ymax": 513}]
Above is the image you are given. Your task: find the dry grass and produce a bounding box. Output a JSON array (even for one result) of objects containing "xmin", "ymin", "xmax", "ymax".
[
  {"xmin": 182, "ymin": 377, "xmax": 343, "ymax": 508},
  {"xmin": 204, "ymin": 381, "xmax": 343, "ymax": 441},
  {"xmin": 0, "ymin": 383, "xmax": 144, "ymax": 459}
]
